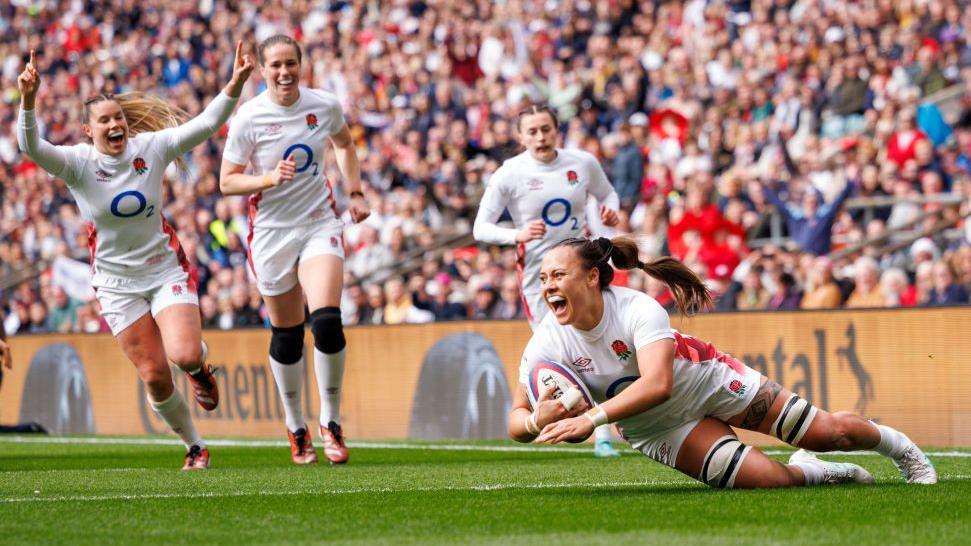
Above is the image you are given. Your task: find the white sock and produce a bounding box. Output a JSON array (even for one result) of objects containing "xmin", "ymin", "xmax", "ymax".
[
  {"xmin": 872, "ymin": 423, "xmax": 909, "ymax": 458},
  {"xmin": 149, "ymin": 390, "xmax": 204, "ymax": 449},
  {"xmin": 790, "ymin": 461, "xmax": 824, "ymax": 486},
  {"xmin": 594, "ymin": 424, "xmax": 613, "ymax": 443},
  {"xmin": 270, "ymin": 354, "xmax": 306, "ymax": 432},
  {"xmin": 314, "ymin": 347, "xmax": 345, "ymax": 426}
]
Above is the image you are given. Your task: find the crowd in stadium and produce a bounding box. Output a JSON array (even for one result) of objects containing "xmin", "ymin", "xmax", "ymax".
[{"xmin": 3, "ymin": 0, "xmax": 971, "ymax": 334}]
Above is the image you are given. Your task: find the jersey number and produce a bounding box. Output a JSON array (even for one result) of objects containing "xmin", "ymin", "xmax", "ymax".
[
  {"xmin": 542, "ymin": 198, "xmax": 578, "ymax": 230},
  {"xmin": 110, "ymin": 190, "xmax": 154, "ymax": 218},
  {"xmin": 283, "ymin": 143, "xmax": 318, "ymax": 175}
]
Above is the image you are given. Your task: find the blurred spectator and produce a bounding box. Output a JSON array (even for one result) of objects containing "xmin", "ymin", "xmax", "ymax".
[
  {"xmin": 846, "ymin": 257, "xmax": 886, "ymax": 308},
  {"xmin": 492, "ymin": 276, "xmax": 525, "ymax": 321},
  {"xmin": 928, "ymin": 260, "xmax": 970, "ymax": 305},
  {"xmin": 46, "ymin": 287, "xmax": 82, "ymax": 333},
  {"xmin": 801, "ymin": 257, "xmax": 843, "ymax": 309}
]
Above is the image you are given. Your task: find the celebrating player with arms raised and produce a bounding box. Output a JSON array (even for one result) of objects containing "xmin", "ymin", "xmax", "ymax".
[
  {"xmin": 220, "ymin": 35, "xmax": 369, "ymax": 465},
  {"xmin": 18, "ymin": 44, "xmax": 254, "ymax": 470},
  {"xmin": 510, "ymin": 237, "xmax": 937, "ymax": 488},
  {"xmin": 473, "ymin": 105, "xmax": 622, "ymax": 457}
]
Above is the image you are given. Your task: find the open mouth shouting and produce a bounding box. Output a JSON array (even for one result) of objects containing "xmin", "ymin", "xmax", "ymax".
[
  {"xmin": 547, "ymin": 293, "xmax": 569, "ymax": 320},
  {"xmin": 106, "ymin": 129, "xmax": 126, "ymax": 150}
]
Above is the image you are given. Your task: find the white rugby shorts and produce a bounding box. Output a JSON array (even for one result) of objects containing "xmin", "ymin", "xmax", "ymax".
[
  {"xmin": 95, "ymin": 265, "xmax": 198, "ymax": 336},
  {"xmin": 619, "ymin": 361, "xmax": 762, "ymax": 469},
  {"xmin": 247, "ymin": 218, "xmax": 345, "ymax": 296}
]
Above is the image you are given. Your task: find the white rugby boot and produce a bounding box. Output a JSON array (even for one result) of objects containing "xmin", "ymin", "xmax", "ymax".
[{"xmin": 891, "ymin": 443, "xmax": 938, "ymax": 484}]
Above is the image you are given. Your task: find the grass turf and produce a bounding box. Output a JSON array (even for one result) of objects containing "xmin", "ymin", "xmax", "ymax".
[{"xmin": 0, "ymin": 437, "xmax": 968, "ymax": 545}]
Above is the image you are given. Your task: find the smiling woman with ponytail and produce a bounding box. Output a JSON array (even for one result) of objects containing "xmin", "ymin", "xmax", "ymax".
[{"xmin": 507, "ymin": 235, "xmax": 937, "ymax": 490}]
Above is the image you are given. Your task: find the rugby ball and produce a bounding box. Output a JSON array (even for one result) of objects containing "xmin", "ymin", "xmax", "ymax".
[{"xmin": 526, "ymin": 360, "xmax": 595, "ymax": 411}]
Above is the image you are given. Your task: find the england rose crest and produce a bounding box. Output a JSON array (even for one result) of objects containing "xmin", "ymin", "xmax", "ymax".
[
  {"xmin": 306, "ymin": 113, "xmax": 319, "ymax": 130},
  {"xmin": 611, "ymin": 339, "xmax": 631, "ymax": 360},
  {"xmin": 566, "ymin": 170, "xmax": 579, "ymax": 186},
  {"xmin": 133, "ymin": 157, "xmax": 147, "ymax": 175}
]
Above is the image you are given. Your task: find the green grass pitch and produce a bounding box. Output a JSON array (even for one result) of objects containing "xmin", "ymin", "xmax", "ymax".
[{"xmin": 1, "ymin": 437, "xmax": 968, "ymax": 545}]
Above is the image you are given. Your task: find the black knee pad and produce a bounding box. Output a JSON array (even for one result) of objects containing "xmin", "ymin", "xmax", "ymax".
[
  {"xmin": 309, "ymin": 307, "xmax": 346, "ymax": 354},
  {"xmin": 269, "ymin": 324, "xmax": 305, "ymax": 364}
]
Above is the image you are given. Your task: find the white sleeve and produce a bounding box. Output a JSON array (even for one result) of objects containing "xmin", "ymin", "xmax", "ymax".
[
  {"xmin": 472, "ymin": 171, "xmax": 519, "ymax": 245},
  {"xmin": 17, "ymin": 108, "xmax": 77, "ymax": 183},
  {"xmin": 222, "ymin": 110, "xmax": 253, "ymax": 167},
  {"xmin": 628, "ymin": 293, "xmax": 676, "ymax": 350},
  {"xmin": 519, "ymin": 333, "xmax": 555, "ymax": 385},
  {"xmin": 160, "ymin": 92, "xmax": 239, "ymax": 163},
  {"xmin": 587, "ymin": 154, "xmax": 620, "ymax": 210},
  {"xmin": 325, "ymin": 95, "xmax": 346, "ymax": 136}
]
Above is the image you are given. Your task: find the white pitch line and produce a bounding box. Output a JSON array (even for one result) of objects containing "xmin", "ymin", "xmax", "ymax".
[
  {"xmin": 6, "ymin": 475, "xmax": 971, "ymax": 504},
  {"xmin": 0, "ymin": 480, "xmax": 683, "ymax": 504},
  {"xmin": 0, "ymin": 436, "xmax": 969, "ymax": 457}
]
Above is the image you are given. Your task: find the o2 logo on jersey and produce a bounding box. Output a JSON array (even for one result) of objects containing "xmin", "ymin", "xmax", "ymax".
[
  {"xmin": 283, "ymin": 143, "xmax": 319, "ymax": 176},
  {"xmin": 542, "ymin": 198, "xmax": 578, "ymax": 230},
  {"xmin": 110, "ymin": 190, "xmax": 155, "ymax": 219}
]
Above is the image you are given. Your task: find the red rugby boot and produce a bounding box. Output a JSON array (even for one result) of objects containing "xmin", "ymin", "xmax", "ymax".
[
  {"xmin": 320, "ymin": 421, "xmax": 349, "ymax": 465},
  {"xmin": 182, "ymin": 445, "xmax": 210, "ymax": 471},
  {"xmin": 288, "ymin": 426, "xmax": 319, "ymax": 465}
]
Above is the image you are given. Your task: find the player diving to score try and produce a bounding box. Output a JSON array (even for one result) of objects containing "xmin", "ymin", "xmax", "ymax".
[{"xmin": 509, "ymin": 237, "xmax": 937, "ymax": 488}]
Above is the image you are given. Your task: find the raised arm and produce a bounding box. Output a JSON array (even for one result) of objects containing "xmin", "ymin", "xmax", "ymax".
[
  {"xmin": 17, "ymin": 50, "xmax": 73, "ymax": 179},
  {"xmin": 163, "ymin": 41, "xmax": 253, "ymax": 160}
]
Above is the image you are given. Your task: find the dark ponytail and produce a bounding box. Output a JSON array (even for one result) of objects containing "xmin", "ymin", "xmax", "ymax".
[{"xmin": 554, "ymin": 237, "xmax": 712, "ymax": 316}]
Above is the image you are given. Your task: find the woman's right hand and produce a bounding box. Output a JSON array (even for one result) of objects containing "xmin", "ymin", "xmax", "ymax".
[
  {"xmin": 17, "ymin": 50, "xmax": 39, "ymax": 108},
  {"xmin": 268, "ymin": 159, "xmax": 297, "ymax": 187},
  {"xmin": 515, "ymin": 219, "xmax": 546, "ymax": 243}
]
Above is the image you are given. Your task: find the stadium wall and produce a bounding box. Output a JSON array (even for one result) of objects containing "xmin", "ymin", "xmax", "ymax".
[{"xmin": 1, "ymin": 308, "xmax": 969, "ymax": 446}]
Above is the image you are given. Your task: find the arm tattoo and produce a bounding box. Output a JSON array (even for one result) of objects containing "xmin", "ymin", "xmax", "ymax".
[{"xmin": 740, "ymin": 380, "xmax": 783, "ymax": 430}]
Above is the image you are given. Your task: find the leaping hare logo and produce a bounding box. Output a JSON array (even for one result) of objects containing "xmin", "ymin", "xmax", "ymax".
[{"xmin": 837, "ymin": 323, "xmax": 874, "ymax": 414}]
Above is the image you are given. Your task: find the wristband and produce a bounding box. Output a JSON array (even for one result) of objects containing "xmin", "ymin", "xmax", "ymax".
[
  {"xmin": 584, "ymin": 407, "xmax": 608, "ymax": 427},
  {"xmin": 558, "ymin": 387, "xmax": 582, "ymax": 411},
  {"xmin": 524, "ymin": 412, "xmax": 541, "ymax": 435},
  {"xmin": 350, "ymin": 190, "xmax": 364, "ymax": 199}
]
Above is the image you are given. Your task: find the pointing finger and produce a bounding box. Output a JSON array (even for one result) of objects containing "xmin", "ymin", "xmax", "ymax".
[
  {"xmin": 235, "ymin": 40, "xmax": 243, "ymax": 62},
  {"xmin": 29, "ymin": 49, "xmax": 35, "ymax": 67}
]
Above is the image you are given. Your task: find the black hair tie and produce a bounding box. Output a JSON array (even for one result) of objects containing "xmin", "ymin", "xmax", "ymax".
[{"xmin": 594, "ymin": 237, "xmax": 613, "ymax": 261}]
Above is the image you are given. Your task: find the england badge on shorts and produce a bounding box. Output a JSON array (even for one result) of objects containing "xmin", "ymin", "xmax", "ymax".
[{"xmin": 171, "ymin": 284, "xmax": 184, "ymax": 296}]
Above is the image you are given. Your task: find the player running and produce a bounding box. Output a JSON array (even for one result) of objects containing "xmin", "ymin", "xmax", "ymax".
[
  {"xmin": 473, "ymin": 105, "xmax": 622, "ymax": 457},
  {"xmin": 219, "ymin": 35, "xmax": 369, "ymax": 465},
  {"xmin": 17, "ymin": 45, "xmax": 254, "ymax": 470},
  {"xmin": 510, "ymin": 236, "xmax": 937, "ymax": 488}
]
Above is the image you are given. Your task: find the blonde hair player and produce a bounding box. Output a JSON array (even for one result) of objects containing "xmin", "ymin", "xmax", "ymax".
[
  {"xmin": 473, "ymin": 105, "xmax": 623, "ymax": 457},
  {"xmin": 17, "ymin": 45, "xmax": 254, "ymax": 470},
  {"xmin": 510, "ymin": 237, "xmax": 937, "ymax": 488},
  {"xmin": 220, "ymin": 35, "xmax": 370, "ymax": 465}
]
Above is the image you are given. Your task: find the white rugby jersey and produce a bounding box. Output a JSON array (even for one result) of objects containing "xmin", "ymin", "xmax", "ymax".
[
  {"xmin": 473, "ymin": 148, "xmax": 619, "ymax": 308},
  {"xmin": 223, "ymin": 86, "xmax": 346, "ymax": 230},
  {"xmin": 519, "ymin": 286, "xmax": 752, "ymax": 440},
  {"xmin": 17, "ymin": 93, "xmax": 238, "ymax": 287}
]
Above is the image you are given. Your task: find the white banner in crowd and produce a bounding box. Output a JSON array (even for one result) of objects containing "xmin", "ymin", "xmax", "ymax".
[{"xmin": 51, "ymin": 256, "xmax": 95, "ymax": 301}]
